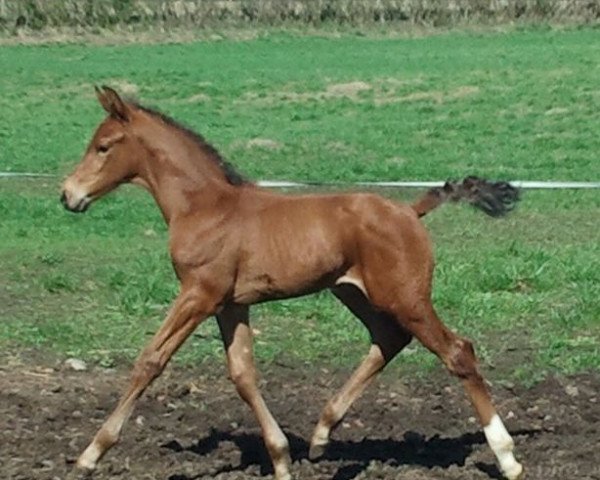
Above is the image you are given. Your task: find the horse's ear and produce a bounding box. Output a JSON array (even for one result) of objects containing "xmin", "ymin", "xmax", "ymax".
[{"xmin": 95, "ymin": 85, "xmax": 130, "ymax": 122}]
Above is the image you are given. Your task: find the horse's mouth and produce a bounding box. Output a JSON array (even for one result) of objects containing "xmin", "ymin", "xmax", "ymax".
[{"xmin": 60, "ymin": 192, "xmax": 91, "ymax": 213}]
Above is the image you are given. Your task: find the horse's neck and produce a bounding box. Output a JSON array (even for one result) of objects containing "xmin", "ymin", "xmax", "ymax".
[{"xmin": 135, "ymin": 132, "xmax": 233, "ymax": 224}]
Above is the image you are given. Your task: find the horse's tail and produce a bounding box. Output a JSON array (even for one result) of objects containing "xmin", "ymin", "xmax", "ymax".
[{"xmin": 411, "ymin": 176, "xmax": 520, "ymax": 218}]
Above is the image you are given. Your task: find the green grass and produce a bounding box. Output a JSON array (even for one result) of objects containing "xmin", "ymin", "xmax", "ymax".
[
  {"xmin": 0, "ymin": 28, "xmax": 599, "ymax": 382},
  {"xmin": 2, "ymin": 28, "xmax": 599, "ymax": 180}
]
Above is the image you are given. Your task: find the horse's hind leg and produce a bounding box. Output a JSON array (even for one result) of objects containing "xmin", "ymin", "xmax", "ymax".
[
  {"xmin": 395, "ymin": 300, "xmax": 523, "ymax": 480},
  {"xmin": 308, "ymin": 284, "xmax": 412, "ymax": 460},
  {"xmin": 217, "ymin": 305, "xmax": 292, "ymax": 480}
]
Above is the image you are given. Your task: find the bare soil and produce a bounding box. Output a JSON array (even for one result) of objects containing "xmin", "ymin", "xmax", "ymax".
[{"xmin": 1, "ymin": 360, "xmax": 599, "ymax": 480}]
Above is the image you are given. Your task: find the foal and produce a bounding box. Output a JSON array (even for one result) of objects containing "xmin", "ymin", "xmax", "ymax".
[{"xmin": 61, "ymin": 86, "xmax": 523, "ymax": 480}]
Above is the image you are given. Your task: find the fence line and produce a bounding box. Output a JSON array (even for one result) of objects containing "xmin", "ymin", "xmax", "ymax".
[
  {"xmin": 257, "ymin": 180, "xmax": 600, "ymax": 189},
  {"xmin": 1, "ymin": 172, "xmax": 598, "ymax": 189},
  {"xmin": 0, "ymin": 172, "xmax": 56, "ymax": 178}
]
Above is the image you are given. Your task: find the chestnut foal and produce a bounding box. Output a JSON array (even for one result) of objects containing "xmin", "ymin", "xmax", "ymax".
[{"xmin": 61, "ymin": 86, "xmax": 523, "ymax": 480}]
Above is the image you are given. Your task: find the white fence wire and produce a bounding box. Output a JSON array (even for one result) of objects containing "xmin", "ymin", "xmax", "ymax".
[{"xmin": 1, "ymin": 172, "xmax": 599, "ymax": 189}]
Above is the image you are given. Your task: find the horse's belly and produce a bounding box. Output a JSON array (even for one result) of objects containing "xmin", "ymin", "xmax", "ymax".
[{"xmin": 233, "ymin": 255, "xmax": 346, "ymax": 304}]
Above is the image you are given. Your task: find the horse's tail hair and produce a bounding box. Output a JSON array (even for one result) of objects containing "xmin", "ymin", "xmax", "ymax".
[{"xmin": 411, "ymin": 176, "xmax": 520, "ymax": 218}]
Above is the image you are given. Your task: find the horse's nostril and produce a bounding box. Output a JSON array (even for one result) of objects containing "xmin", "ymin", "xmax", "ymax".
[{"xmin": 60, "ymin": 192, "xmax": 68, "ymax": 207}]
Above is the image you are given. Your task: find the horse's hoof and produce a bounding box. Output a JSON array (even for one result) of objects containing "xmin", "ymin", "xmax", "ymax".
[
  {"xmin": 308, "ymin": 443, "xmax": 326, "ymax": 461},
  {"xmin": 503, "ymin": 462, "xmax": 524, "ymax": 480},
  {"xmin": 65, "ymin": 467, "xmax": 94, "ymax": 480},
  {"xmin": 275, "ymin": 473, "xmax": 293, "ymax": 480}
]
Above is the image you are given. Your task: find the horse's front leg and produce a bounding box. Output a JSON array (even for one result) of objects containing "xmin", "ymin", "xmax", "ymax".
[
  {"xmin": 217, "ymin": 305, "xmax": 292, "ymax": 480},
  {"xmin": 73, "ymin": 285, "xmax": 217, "ymax": 473}
]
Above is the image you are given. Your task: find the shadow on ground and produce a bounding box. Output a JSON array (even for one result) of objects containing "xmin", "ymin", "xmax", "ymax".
[{"xmin": 163, "ymin": 427, "xmax": 541, "ymax": 480}]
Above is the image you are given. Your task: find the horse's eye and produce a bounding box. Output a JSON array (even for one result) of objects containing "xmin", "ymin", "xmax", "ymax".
[{"xmin": 97, "ymin": 144, "xmax": 110, "ymax": 154}]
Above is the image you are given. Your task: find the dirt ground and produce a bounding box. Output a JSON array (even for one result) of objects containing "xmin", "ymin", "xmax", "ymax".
[{"xmin": 1, "ymin": 359, "xmax": 599, "ymax": 480}]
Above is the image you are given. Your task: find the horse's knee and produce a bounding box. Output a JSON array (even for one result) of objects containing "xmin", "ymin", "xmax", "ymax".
[
  {"xmin": 229, "ymin": 362, "xmax": 256, "ymax": 401},
  {"xmin": 230, "ymin": 368, "xmax": 252, "ymax": 392},
  {"xmin": 446, "ymin": 337, "xmax": 480, "ymax": 379}
]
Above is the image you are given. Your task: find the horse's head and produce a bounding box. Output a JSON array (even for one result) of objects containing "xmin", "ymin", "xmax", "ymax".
[{"xmin": 61, "ymin": 86, "xmax": 145, "ymax": 213}]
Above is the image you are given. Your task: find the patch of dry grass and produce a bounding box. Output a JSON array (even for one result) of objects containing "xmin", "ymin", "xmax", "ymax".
[{"xmin": 238, "ymin": 78, "xmax": 479, "ymax": 107}]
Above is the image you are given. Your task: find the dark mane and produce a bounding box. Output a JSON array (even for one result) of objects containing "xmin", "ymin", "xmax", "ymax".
[{"xmin": 134, "ymin": 104, "xmax": 249, "ymax": 186}]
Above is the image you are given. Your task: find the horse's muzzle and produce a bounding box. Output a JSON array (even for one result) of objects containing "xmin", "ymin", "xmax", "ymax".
[{"xmin": 60, "ymin": 191, "xmax": 90, "ymax": 213}]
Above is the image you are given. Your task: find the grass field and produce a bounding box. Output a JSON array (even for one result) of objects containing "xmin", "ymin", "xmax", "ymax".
[{"xmin": 1, "ymin": 27, "xmax": 598, "ymax": 383}]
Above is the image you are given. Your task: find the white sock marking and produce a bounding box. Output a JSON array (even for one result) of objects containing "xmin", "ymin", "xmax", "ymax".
[
  {"xmin": 311, "ymin": 424, "xmax": 330, "ymax": 447},
  {"xmin": 77, "ymin": 442, "xmax": 101, "ymax": 470},
  {"xmin": 483, "ymin": 414, "xmax": 523, "ymax": 479}
]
